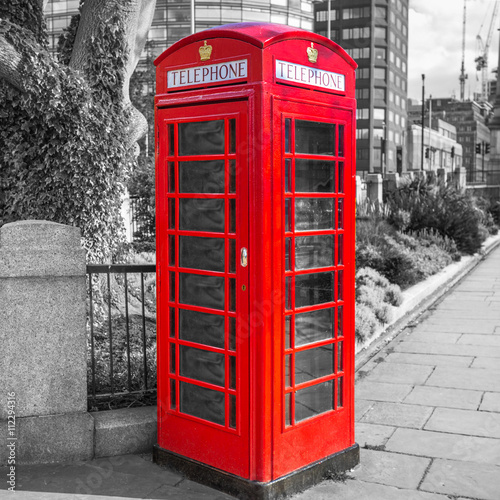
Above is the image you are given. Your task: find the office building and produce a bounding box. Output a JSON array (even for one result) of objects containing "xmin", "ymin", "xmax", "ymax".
[{"xmin": 314, "ymin": 0, "xmax": 409, "ymax": 175}]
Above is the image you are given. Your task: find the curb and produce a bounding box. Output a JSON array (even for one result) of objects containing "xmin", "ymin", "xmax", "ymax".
[{"xmin": 354, "ymin": 233, "xmax": 500, "ymax": 373}]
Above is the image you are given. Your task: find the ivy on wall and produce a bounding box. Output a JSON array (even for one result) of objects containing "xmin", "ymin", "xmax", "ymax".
[{"xmin": 0, "ymin": 4, "xmax": 134, "ymax": 263}]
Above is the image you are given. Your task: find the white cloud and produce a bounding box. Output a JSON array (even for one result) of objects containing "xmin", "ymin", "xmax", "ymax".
[{"xmin": 408, "ymin": 0, "xmax": 500, "ymax": 100}]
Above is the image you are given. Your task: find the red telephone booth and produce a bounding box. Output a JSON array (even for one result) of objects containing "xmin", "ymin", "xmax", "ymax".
[{"xmin": 154, "ymin": 22, "xmax": 359, "ymax": 499}]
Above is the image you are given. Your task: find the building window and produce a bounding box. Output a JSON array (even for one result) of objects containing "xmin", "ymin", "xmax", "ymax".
[
  {"xmin": 356, "ymin": 88, "xmax": 370, "ymax": 99},
  {"xmin": 374, "ymin": 67, "xmax": 386, "ymax": 80},
  {"xmin": 342, "ymin": 7, "xmax": 371, "ymax": 19},
  {"xmin": 375, "ymin": 6, "xmax": 387, "ymax": 19},
  {"xmin": 389, "ymin": 70, "xmax": 395, "ymax": 83},
  {"xmin": 347, "ymin": 47, "xmax": 370, "ymax": 59},
  {"xmin": 373, "ymin": 88, "xmax": 386, "ymax": 100},
  {"xmin": 356, "ymin": 67, "xmax": 370, "ymax": 79},
  {"xmin": 389, "ymin": 110, "xmax": 394, "ymax": 122},
  {"xmin": 389, "ymin": 91, "xmax": 394, "ymax": 102},
  {"xmin": 396, "ymin": 55, "xmax": 401, "ymax": 69},
  {"xmin": 373, "ymin": 128, "xmax": 384, "ymax": 140},
  {"xmin": 395, "ymin": 94, "xmax": 400, "ymax": 106},
  {"xmin": 357, "ymin": 108, "xmax": 370, "ymax": 120},
  {"xmin": 396, "ymin": 18, "xmax": 402, "ymax": 31},
  {"xmin": 375, "ymin": 47, "xmax": 386, "ymax": 61},
  {"xmin": 401, "ymin": 116, "xmax": 406, "ymax": 128},
  {"xmin": 374, "ymin": 108, "xmax": 386, "ymax": 121},
  {"xmin": 374, "ymin": 27, "xmax": 387, "ymax": 40},
  {"xmin": 342, "ymin": 27, "xmax": 370, "ymax": 39},
  {"xmin": 316, "ymin": 9, "xmax": 338, "ymax": 22},
  {"xmin": 356, "ymin": 128, "xmax": 369, "ymax": 139}
]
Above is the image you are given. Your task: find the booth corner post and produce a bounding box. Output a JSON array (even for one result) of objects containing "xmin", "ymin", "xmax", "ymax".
[{"xmin": 153, "ymin": 22, "xmax": 359, "ymax": 500}]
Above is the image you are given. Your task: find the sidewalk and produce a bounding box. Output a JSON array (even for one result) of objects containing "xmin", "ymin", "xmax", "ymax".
[{"xmin": 2, "ymin": 245, "xmax": 500, "ymax": 500}]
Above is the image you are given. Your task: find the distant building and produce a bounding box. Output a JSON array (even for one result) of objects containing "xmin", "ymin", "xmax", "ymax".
[
  {"xmin": 424, "ymin": 99, "xmax": 493, "ymax": 183},
  {"xmin": 406, "ymin": 105, "xmax": 462, "ymax": 174},
  {"xmin": 313, "ymin": 0, "xmax": 409, "ymax": 175}
]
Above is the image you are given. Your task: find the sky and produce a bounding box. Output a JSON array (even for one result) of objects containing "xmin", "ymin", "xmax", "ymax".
[{"xmin": 408, "ymin": 0, "xmax": 500, "ymax": 101}]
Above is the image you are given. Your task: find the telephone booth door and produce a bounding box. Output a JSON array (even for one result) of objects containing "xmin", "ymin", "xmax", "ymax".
[
  {"xmin": 272, "ymin": 100, "xmax": 355, "ymax": 478},
  {"xmin": 156, "ymin": 100, "xmax": 250, "ymax": 477}
]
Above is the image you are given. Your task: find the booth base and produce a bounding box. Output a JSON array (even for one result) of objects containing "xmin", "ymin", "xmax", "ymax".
[{"xmin": 153, "ymin": 443, "xmax": 360, "ymax": 500}]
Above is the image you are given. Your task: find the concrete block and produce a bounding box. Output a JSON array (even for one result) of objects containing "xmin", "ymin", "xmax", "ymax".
[
  {"xmin": 425, "ymin": 407, "xmax": 500, "ymax": 438},
  {"xmin": 420, "ymin": 459, "xmax": 500, "ymax": 500},
  {"xmin": 0, "ymin": 413, "xmax": 94, "ymax": 465},
  {"xmin": 351, "ymin": 449, "xmax": 430, "ymax": 490},
  {"xmin": 360, "ymin": 402, "xmax": 433, "ymax": 429},
  {"xmin": 94, "ymin": 406, "xmax": 157, "ymax": 458}
]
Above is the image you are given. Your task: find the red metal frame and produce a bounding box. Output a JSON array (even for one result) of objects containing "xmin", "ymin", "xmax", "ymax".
[{"xmin": 155, "ymin": 22, "xmax": 357, "ymax": 484}]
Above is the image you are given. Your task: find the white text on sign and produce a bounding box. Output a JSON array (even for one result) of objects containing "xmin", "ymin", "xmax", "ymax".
[
  {"xmin": 276, "ymin": 60, "xmax": 345, "ymax": 92},
  {"xmin": 168, "ymin": 59, "xmax": 248, "ymax": 88}
]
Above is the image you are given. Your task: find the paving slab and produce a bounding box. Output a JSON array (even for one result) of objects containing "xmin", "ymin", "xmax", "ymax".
[
  {"xmin": 414, "ymin": 319, "xmax": 497, "ymax": 334},
  {"xmin": 385, "ymin": 428, "xmax": 500, "ymax": 465},
  {"xmin": 425, "ymin": 365, "xmax": 500, "ymax": 392},
  {"xmin": 480, "ymin": 392, "xmax": 500, "ymax": 412},
  {"xmin": 360, "ymin": 402, "xmax": 434, "ymax": 429},
  {"xmin": 401, "ymin": 331, "xmax": 461, "ymax": 344},
  {"xmin": 365, "ymin": 362, "xmax": 435, "ymax": 386},
  {"xmin": 420, "ymin": 459, "xmax": 500, "ymax": 500},
  {"xmin": 292, "ymin": 477, "xmax": 446, "ymax": 500},
  {"xmin": 350, "ymin": 449, "xmax": 430, "ymax": 490},
  {"xmin": 457, "ymin": 334, "xmax": 500, "ymax": 347},
  {"xmin": 471, "ymin": 356, "xmax": 500, "ymax": 369},
  {"xmin": 384, "ymin": 352, "xmax": 472, "ymax": 367},
  {"xmin": 395, "ymin": 341, "xmax": 500, "ymax": 358},
  {"xmin": 424, "ymin": 407, "xmax": 500, "ymax": 438},
  {"xmin": 355, "ymin": 380, "xmax": 414, "ymax": 402},
  {"xmin": 355, "ymin": 399, "xmax": 374, "ymax": 421},
  {"xmin": 355, "ymin": 423, "xmax": 396, "ymax": 449},
  {"xmin": 403, "ymin": 385, "xmax": 482, "ymax": 410}
]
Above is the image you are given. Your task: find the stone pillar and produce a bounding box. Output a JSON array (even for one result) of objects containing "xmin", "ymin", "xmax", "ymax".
[
  {"xmin": 0, "ymin": 221, "xmax": 93, "ymax": 464},
  {"xmin": 366, "ymin": 174, "xmax": 383, "ymax": 204},
  {"xmin": 426, "ymin": 170, "xmax": 437, "ymax": 185},
  {"xmin": 453, "ymin": 167, "xmax": 467, "ymax": 189},
  {"xmin": 385, "ymin": 173, "xmax": 400, "ymax": 195},
  {"xmin": 355, "ymin": 176, "xmax": 366, "ymax": 205},
  {"xmin": 437, "ymin": 168, "xmax": 447, "ymax": 186}
]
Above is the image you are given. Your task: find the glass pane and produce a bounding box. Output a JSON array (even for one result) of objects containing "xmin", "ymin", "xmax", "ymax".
[
  {"xmin": 295, "ymin": 308, "xmax": 334, "ymax": 346},
  {"xmin": 285, "ymin": 316, "xmax": 291, "ymax": 349},
  {"xmin": 337, "ymin": 270, "xmax": 344, "ymax": 301},
  {"xmin": 179, "ymin": 273, "xmax": 225, "ymax": 310},
  {"xmin": 337, "ymin": 306, "xmax": 344, "ymax": 338},
  {"xmin": 295, "ymin": 198, "xmax": 334, "ymax": 231},
  {"xmin": 285, "ymin": 238, "xmax": 292, "ymax": 271},
  {"xmin": 229, "ymin": 199, "xmax": 236, "ymax": 233},
  {"xmin": 285, "ymin": 354, "xmax": 292, "ymax": 388},
  {"xmin": 285, "ymin": 276, "xmax": 292, "ymax": 310},
  {"xmin": 170, "ymin": 379, "xmax": 176, "ymax": 409},
  {"xmin": 179, "ymin": 381, "xmax": 225, "ymax": 425},
  {"xmin": 169, "ymin": 308, "xmax": 176, "ymax": 338},
  {"xmin": 168, "ymin": 199, "xmax": 175, "ymax": 229},
  {"xmin": 229, "ymin": 239, "xmax": 236, "ymax": 273},
  {"xmin": 179, "ymin": 309, "xmax": 224, "ymax": 348},
  {"xmin": 179, "ymin": 120, "xmax": 224, "ymax": 156},
  {"xmin": 169, "ymin": 271, "xmax": 175, "ymax": 302},
  {"xmin": 285, "ymin": 198, "xmax": 292, "ymax": 232},
  {"xmin": 295, "ymin": 344, "xmax": 334, "ymax": 384},
  {"xmin": 285, "ymin": 158, "xmax": 292, "ymax": 192},
  {"xmin": 338, "ymin": 198, "xmax": 344, "ymax": 229},
  {"xmin": 179, "ymin": 199, "xmax": 225, "ymax": 232},
  {"xmin": 295, "ymin": 272, "xmax": 334, "ymax": 308},
  {"xmin": 229, "ymin": 317, "xmax": 236, "ymax": 351},
  {"xmin": 169, "ymin": 343, "xmax": 176, "ymax": 373},
  {"xmin": 168, "ymin": 124, "xmax": 174, "ymax": 156},
  {"xmin": 338, "ymin": 234, "xmax": 344, "ymax": 265},
  {"xmin": 295, "ymin": 235, "xmax": 334, "ymax": 270},
  {"xmin": 338, "ymin": 125, "xmax": 345, "ymax": 157},
  {"xmin": 180, "ymin": 345, "xmax": 225, "ymax": 386},
  {"xmin": 229, "ymin": 356, "xmax": 236, "ymax": 389},
  {"xmin": 229, "ymin": 119, "xmax": 236, "ymax": 154},
  {"xmin": 179, "ymin": 236, "xmax": 224, "ymax": 272},
  {"xmin": 229, "ymin": 278, "xmax": 236, "ymax": 312},
  {"xmin": 337, "ymin": 341, "xmax": 344, "ymax": 372},
  {"xmin": 295, "ymin": 380, "xmax": 334, "ymax": 422},
  {"xmin": 285, "ymin": 392, "xmax": 292, "ymax": 426},
  {"xmin": 337, "ymin": 377, "xmax": 344, "ymax": 408},
  {"xmin": 230, "ymin": 395, "xmax": 236, "ymax": 429},
  {"xmin": 168, "ymin": 162, "xmax": 175, "ymax": 193},
  {"xmin": 285, "ymin": 118, "xmax": 291, "ymax": 153},
  {"xmin": 295, "ymin": 120, "xmax": 335, "ymax": 155},
  {"xmin": 229, "ymin": 160, "xmax": 236, "ymax": 193},
  {"xmin": 179, "ymin": 160, "xmax": 225, "ymax": 193},
  {"xmin": 337, "ymin": 162, "xmax": 344, "ymax": 193},
  {"xmin": 169, "ymin": 235, "xmax": 175, "ymax": 266},
  {"xmin": 295, "ymin": 159, "xmax": 334, "ymax": 192}
]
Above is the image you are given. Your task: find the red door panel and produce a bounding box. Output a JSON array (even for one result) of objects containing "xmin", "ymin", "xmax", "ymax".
[{"xmin": 156, "ymin": 101, "xmax": 250, "ymax": 477}]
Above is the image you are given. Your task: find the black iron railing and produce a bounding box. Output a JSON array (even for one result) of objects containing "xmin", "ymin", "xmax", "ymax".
[{"xmin": 86, "ymin": 264, "xmax": 157, "ymax": 410}]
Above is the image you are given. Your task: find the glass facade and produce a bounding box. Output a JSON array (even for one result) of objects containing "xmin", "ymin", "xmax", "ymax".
[{"xmin": 314, "ymin": 0, "xmax": 409, "ymax": 175}]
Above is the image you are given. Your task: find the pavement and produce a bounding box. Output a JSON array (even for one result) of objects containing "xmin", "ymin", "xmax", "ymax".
[{"xmin": 1, "ymin": 244, "xmax": 500, "ymax": 500}]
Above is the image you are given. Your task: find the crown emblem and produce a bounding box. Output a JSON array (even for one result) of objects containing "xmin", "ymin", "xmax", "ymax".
[
  {"xmin": 199, "ymin": 40, "xmax": 212, "ymax": 61},
  {"xmin": 307, "ymin": 42, "xmax": 318, "ymax": 63}
]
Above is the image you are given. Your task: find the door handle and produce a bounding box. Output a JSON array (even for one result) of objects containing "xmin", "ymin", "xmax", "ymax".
[{"xmin": 240, "ymin": 247, "xmax": 248, "ymax": 267}]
